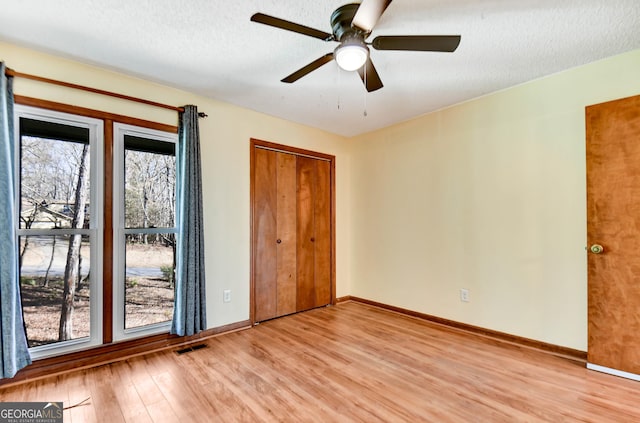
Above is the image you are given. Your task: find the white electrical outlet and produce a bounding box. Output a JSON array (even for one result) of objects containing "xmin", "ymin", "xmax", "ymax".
[
  {"xmin": 460, "ymin": 288, "xmax": 470, "ymax": 302},
  {"xmin": 223, "ymin": 289, "xmax": 231, "ymax": 303}
]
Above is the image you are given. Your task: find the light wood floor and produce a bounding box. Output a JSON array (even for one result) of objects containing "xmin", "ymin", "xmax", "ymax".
[{"xmin": 1, "ymin": 301, "xmax": 639, "ymax": 422}]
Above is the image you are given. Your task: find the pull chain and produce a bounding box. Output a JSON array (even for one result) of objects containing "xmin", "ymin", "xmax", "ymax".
[
  {"xmin": 363, "ymin": 63, "xmax": 368, "ymax": 117},
  {"xmin": 337, "ymin": 65, "xmax": 341, "ymax": 110}
]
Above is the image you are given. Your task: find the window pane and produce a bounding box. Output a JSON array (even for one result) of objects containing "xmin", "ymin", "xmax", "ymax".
[
  {"xmin": 116, "ymin": 126, "xmax": 177, "ymax": 341},
  {"xmin": 124, "ymin": 235, "xmax": 175, "ymax": 329},
  {"xmin": 20, "ymin": 136, "xmax": 90, "ymax": 230},
  {"xmin": 124, "ymin": 146, "xmax": 175, "ymax": 229},
  {"xmin": 20, "ymin": 235, "xmax": 91, "ymax": 347}
]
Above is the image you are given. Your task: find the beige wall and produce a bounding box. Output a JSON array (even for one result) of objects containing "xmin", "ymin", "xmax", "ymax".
[
  {"xmin": 1, "ymin": 41, "xmax": 353, "ymax": 329},
  {"xmin": 5, "ymin": 39, "xmax": 640, "ymax": 352},
  {"xmin": 350, "ymin": 48, "xmax": 640, "ymax": 351}
]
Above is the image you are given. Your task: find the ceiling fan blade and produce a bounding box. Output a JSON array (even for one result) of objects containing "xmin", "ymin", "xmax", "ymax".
[
  {"xmin": 352, "ymin": 0, "xmax": 393, "ymax": 33},
  {"xmin": 251, "ymin": 13, "xmax": 333, "ymax": 41},
  {"xmin": 357, "ymin": 58, "xmax": 383, "ymax": 92},
  {"xmin": 282, "ymin": 53, "xmax": 335, "ymax": 83},
  {"xmin": 372, "ymin": 35, "xmax": 461, "ymax": 52}
]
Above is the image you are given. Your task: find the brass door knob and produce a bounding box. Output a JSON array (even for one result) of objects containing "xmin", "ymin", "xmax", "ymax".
[{"xmin": 590, "ymin": 244, "xmax": 604, "ymax": 254}]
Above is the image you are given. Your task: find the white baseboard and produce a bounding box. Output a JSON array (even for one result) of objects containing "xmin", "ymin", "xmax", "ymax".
[{"xmin": 587, "ymin": 363, "xmax": 640, "ymax": 382}]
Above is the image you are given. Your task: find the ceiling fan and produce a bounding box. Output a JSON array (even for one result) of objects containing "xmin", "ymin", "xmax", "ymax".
[{"xmin": 250, "ymin": 0, "xmax": 461, "ymax": 92}]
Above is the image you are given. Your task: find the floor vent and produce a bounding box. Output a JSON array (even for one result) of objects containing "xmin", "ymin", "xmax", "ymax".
[{"xmin": 175, "ymin": 343, "xmax": 208, "ymax": 355}]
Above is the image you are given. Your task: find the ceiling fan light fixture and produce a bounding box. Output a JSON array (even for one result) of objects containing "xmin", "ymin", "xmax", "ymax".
[
  {"xmin": 250, "ymin": 3, "xmax": 461, "ymax": 91},
  {"xmin": 334, "ymin": 37, "xmax": 369, "ymax": 71}
]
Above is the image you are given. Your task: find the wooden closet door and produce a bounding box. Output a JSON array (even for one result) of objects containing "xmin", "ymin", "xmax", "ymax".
[
  {"xmin": 296, "ymin": 157, "xmax": 316, "ymax": 311},
  {"xmin": 275, "ymin": 152, "xmax": 297, "ymax": 316},
  {"xmin": 254, "ymin": 149, "xmax": 297, "ymax": 322},
  {"xmin": 313, "ymin": 159, "xmax": 331, "ymax": 307},
  {"xmin": 252, "ymin": 139, "xmax": 334, "ymax": 323},
  {"xmin": 254, "ymin": 148, "xmax": 277, "ymax": 322},
  {"xmin": 296, "ymin": 157, "xmax": 331, "ymax": 312}
]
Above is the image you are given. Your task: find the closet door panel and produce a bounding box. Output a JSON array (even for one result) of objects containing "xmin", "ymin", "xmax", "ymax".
[
  {"xmin": 296, "ymin": 156, "xmax": 317, "ymax": 311},
  {"xmin": 252, "ymin": 139, "xmax": 334, "ymax": 323},
  {"xmin": 314, "ymin": 159, "xmax": 332, "ymax": 307},
  {"xmin": 254, "ymin": 149, "xmax": 277, "ymax": 322},
  {"xmin": 276, "ymin": 152, "xmax": 298, "ymax": 316}
]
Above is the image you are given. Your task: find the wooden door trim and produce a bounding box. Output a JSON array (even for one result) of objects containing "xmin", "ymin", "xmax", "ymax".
[
  {"xmin": 250, "ymin": 138, "xmax": 336, "ymax": 325},
  {"xmin": 252, "ymin": 139, "xmax": 335, "ymax": 161}
]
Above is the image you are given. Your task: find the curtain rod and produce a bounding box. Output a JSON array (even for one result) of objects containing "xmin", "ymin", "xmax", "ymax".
[{"xmin": 4, "ymin": 68, "xmax": 208, "ymax": 118}]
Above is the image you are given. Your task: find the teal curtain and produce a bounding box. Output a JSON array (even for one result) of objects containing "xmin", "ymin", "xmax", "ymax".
[
  {"xmin": 0, "ymin": 62, "xmax": 31, "ymax": 378},
  {"xmin": 171, "ymin": 105, "xmax": 206, "ymax": 336}
]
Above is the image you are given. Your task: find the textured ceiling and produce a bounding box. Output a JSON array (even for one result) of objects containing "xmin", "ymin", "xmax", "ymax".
[{"xmin": 1, "ymin": 0, "xmax": 639, "ymax": 137}]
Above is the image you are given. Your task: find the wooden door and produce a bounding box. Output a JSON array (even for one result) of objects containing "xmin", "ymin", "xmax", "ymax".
[
  {"xmin": 253, "ymin": 148, "xmax": 278, "ymax": 322},
  {"xmin": 253, "ymin": 149, "xmax": 297, "ymax": 322},
  {"xmin": 276, "ymin": 153, "xmax": 298, "ymax": 317},
  {"xmin": 313, "ymin": 159, "xmax": 332, "ymax": 307},
  {"xmin": 296, "ymin": 157, "xmax": 331, "ymax": 312},
  {"xmin": 251, "ymin": 140, "xmax": 335, "ymax": 323},
  {"xmin": 586, "ymin": 94, "xmax": 640, "ymax": 378}
]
